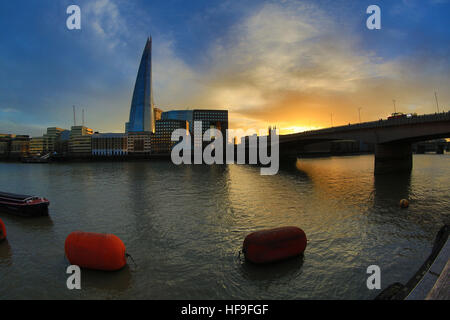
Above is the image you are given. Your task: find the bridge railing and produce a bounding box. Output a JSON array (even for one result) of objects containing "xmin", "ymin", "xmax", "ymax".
[{"xmin": 286, "ymin": 111, "xmax": 450, "ymax": 138}]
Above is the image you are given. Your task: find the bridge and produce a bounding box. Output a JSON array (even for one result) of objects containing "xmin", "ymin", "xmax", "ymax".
[{"xmin": 278, "ymin": 112, "xmax": 450, "ymax": 174}]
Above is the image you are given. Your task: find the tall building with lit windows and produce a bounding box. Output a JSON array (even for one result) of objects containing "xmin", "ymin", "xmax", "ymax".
[
  {"xmin": 152, "ymin": 119, "xmax": 189, "ymax": 154},
  {"xmin": 160, "ymin": 109, "xmax": 228, "ymax": 151},
  {"xmin": 125, "ymin": 37, "xmax": 155, "ymax": 134},
  {"xmin": 192, "ymin": 109, "xmax": 228, "ymax": 150}
]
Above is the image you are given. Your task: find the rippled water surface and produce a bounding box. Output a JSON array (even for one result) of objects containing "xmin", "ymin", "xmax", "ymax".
[{"xmin": 0, "ymin": 154, "xmax": 449, "ymax": 299}]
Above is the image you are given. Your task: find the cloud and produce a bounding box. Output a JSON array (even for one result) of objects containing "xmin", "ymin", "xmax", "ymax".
[
  {"xmin": 152, "ymin": 39, "xmax": 202, "ymax": 108},
  {"xmin": 155, "ymin": 1, "xmax": 449, "ymax": 133},
  {"xmin": 84, "ymin": 0, "xmax": 128, "ymax": 49},
  {"xmin": 0, "ymin": 108, "xmax": 19, "ymax": 113},
  {"xmin": 0, "ymin": 120, "xmax": 45, "ymax": 137},
  {"xmin": 3, "ymin": 0, "xmax": 448, "ymax": 136}
]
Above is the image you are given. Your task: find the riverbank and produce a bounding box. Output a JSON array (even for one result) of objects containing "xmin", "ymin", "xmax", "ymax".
[{"xmin": 0, "ymin": 151, "xmax": 376, "ymax": 163}]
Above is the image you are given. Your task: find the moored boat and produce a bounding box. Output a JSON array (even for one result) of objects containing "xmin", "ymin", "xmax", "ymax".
[
  {"xmin": 0, "ymin": 191, "xmax": 50, "ymax": 217},
  {"xmin": 21, "ymin": 157, "xmax": 49, "ymax": 163}
]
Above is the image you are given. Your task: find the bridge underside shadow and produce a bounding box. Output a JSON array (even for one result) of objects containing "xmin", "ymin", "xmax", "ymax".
[{"xmin": 279, "ymin": 138, "xmax": 440, "ymax": 175}]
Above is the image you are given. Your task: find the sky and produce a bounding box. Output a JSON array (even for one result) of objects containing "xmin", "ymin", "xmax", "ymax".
[{"xmin": 0, "ymin": 0, "xmax": 449, "ymax": 137}]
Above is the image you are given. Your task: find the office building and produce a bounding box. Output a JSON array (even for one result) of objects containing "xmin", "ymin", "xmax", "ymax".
[
  {"xmin": 193, "ymin": 109, "xmax": 228, "ymax": 149},
  {"xmin": 0, "ymin": 134, "xmax": 14, "ymax": 157},
  {"xmin": 10, "ymin": 135, "xmax": 30, "ymax": 158},
  {"xmin": 43, "ymin": 127, "xmax": 66, "ymax": 153},
  {"xmin": 30, "ymin": 137, "xmax": 45, "ymax": 155},
  {"xmin": 54, "ymin": 130, "xmax": 71, "ymax": 155},
  {"xmin": 162, "ymin": 109, "xmax": 228, "ymax": 138},
  {"xmin": 126, "ymin": 37, "xmax": 155, "ymax": 133},
  {"xmin": 127, "ymin": 132, "xmax": 152, "ymax": 155},
  {"xmin": 92, "ymin": 133, "xmax": 128, "ymax": 156},
  {"xmin": 152, "ymin": 120, "xmax": 189, "ymax": 154},
  {"xmin": 70, "ymin": 126, "xmax": 93, "ymax": 137},
  {"xmin": 154, "ymin": 107, "xmax": 163, "ymax": 121},
  {"xmin": 192, "ymin": 109, "xmax": 228, "ymax": 134},
  {"xmin": 162, "ymin": 110, "xmax": 193, "ymax": 133},
  {"xmin": 69, "ymin": 136, "xmax": 92, "ymax": 156},
  {"xmin": 69, "ymin": 125, "xmax": 93, "ymax": 156}
]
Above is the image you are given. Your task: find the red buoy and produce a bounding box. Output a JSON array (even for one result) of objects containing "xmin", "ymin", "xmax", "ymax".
[
  {"xmin": 0, "ymin": 218, "xmax": 6, "ymax": 241},
  {"xmin": 399, "ymin": 199, "xmax": 409, "ymax": 208},
  {"xmin": 65, "ymin": 231, "xmax": 127, "ymax": 271},
  {"xmin": 243, "ymin": 226, "xmax": 307, "ymax": 264}
]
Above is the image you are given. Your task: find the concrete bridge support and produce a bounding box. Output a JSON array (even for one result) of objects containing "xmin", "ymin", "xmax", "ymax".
[
  {"xmin": 374, "ymin": 142, "xmax": 412, "ymax": 175},
  {"xmin": 416, "ymin": 144, "xmax": 426, "ymax": 154}
]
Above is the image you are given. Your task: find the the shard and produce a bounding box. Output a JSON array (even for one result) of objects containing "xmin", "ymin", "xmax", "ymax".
[{"xmin": 125, "ymin": 37, "xmax": 155, "ymax": 133}]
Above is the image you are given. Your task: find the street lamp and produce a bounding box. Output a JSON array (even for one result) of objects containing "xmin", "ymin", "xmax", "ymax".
[{"xmin": 435, "ymin": 91, "xmax": 440, "ymax": 113}]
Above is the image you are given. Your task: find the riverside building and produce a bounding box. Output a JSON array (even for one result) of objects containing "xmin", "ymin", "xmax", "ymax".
[
  {"xmin": 10, "ymin": 135, "xmax": 30, "ymax": 159},
  {"xmin": 92, "ymin": 133, "xmax": 128, "ymax": 156},
  {"xmin": 0, "ymin": 134, "xmax": 14, "ymax": 158},
  {"xmin": 30, "ymin": 136, "xmax": 45, "ymax": 155},
  {"xmin": 43, "ymin": 127, "xmax": 66, "ymax": 153},
  {"xmin": 127, "ymin": 132, "xmax": 152, "ymax": 155},
  {"xmin": 161, "ymin": 109, "xmax": 228, "ymax": 149},
  {"xmin": 54, "ymin": 130, "xmax": 71, "ymax": 156},
  {"xmin": 69, "ymin": 125, "xmax": 93, "ymax": 157},
  {"xmin": 193, "ymin": 109, "xmax": 228, "ymax": 150},
  {"xmin": 152, "ymin": 119, "xmax": 189, "ymax": 154}
]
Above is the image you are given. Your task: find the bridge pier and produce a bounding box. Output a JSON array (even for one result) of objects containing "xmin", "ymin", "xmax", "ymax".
[
  {"xmin": 374, "ymin": 142, "xmax": 412, "ymax": 175},
  {"xmin": 416, "ymin": 144, "xmax": 426, "ymax": 154}
]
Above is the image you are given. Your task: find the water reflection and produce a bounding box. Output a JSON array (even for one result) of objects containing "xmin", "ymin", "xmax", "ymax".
[
  {"xmin": 80, "ymin": 265, "xmax": 133, "ymax": 292},
  {"xmin": 0, "ymin": 240, "xmax": 12, "ymax": 266},
  {"xmin": 293, "ymin": 157, "xmax": 374, "ymax": 202},
  {"xmin": 239, "ymin": 255, "xmax": 305, "ymax": 282},
  {"xmin": 373, "ymin": 173, "xmax": 412, "ymax": 207},
  {"xmin": 0, "ymin": 213, "xmax": 54, "ymax": 230}
]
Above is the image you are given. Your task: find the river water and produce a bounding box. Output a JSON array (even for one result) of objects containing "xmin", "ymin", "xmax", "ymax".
[{"xmin": 0, "ymin": 154, "xmax": 448, "ymax": 299}]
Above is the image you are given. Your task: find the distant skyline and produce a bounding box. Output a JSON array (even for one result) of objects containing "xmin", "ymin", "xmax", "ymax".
[{"xmin": 0, "ymin": 0, "xmax": 449, "ymax": 137}]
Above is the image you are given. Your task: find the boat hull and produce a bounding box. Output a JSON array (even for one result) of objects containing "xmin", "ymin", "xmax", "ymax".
[{"xmin": 0, "ymin": 201, "xmax": 49, "ymax": 217}]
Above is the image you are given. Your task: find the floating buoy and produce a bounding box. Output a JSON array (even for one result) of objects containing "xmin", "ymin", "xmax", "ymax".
[
  {"xmin": 243, "ymin": 226, "xmax": 307, "ymax": 264},
  {"xmin": 65, "ymin": 231, "xmax": 127, "ymax": 271},
  {"xmin": 0, "ymin": 218, "xmax": 6, "ymax": 241},
  {"xmin": 399, "ymin": 199, "xmax": 409, "ymax": 208}
]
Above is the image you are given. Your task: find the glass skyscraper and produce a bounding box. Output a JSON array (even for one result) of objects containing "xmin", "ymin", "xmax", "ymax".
[
  {"xmin": 126, "ymin": 37, "xmax": 155, "ymax": 133},
  {"xmin": 161, "ymin": 110, "xmax": 193, "ymax": 132}
]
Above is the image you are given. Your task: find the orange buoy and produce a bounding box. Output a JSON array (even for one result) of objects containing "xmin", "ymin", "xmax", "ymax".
[
  {"xmin": 399, "ymin": 199, "xmax": 409, "ymax": 208},
  {"xmin": 0, "ymin": 218, "xmax": 6, "ymax": 241},
  {"xmin": 243, "ymin": 226, "xmax": 307, "ymax": 264},
  {"xmin": 65, "ymin": 231, "xmax": 127, "ymax": 271}
]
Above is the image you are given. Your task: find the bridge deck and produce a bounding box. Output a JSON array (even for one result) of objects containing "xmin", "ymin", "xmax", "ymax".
[{"xmin": 281, "ymin": 111, "xmax": 450, "ymax": 140}]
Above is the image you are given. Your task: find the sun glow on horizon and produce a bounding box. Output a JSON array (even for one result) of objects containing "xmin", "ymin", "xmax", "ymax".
[{"xmin": 279, "ymin": 125, "xmax": 322, "ymax": 135}]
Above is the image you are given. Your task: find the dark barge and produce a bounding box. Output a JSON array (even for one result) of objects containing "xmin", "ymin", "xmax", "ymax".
[{"xmin": 0, "ymin": 191, "xmax": 50, "ymax": 217}]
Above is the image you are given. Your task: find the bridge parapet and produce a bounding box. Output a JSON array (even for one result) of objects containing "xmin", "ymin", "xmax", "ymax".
[{"xmin": 283, "ymin": 112, "xmax": 450, "ymax": 139}]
